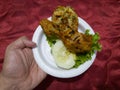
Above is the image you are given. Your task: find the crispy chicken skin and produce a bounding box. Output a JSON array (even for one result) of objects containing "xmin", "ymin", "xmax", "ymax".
[
  {"xmin": 40, "ymin": 6, "xmax": 92, "ymax": 53},
  {"xmin": 52, "ymin": 6, "xmax": 78, "ymax": 32},
  {"xmin": 40, "ymin": 19, "xmax": 59, "ymax": 37}
]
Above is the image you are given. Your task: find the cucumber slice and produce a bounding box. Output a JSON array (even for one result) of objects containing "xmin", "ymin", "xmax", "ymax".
[{"xmin": 51, "ymin": 40, "xmax": 76, "ymax": 69}]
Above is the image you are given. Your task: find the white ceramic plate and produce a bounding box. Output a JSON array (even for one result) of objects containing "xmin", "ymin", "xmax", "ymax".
[{"xmin": 32, "ymin": 17, "xmax": 96, "ymax": 78}]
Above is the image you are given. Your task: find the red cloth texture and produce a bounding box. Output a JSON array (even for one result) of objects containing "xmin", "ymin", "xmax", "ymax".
[{"xmin": 0, "ymin": 0, "xmax": 120, "ymax": 90}]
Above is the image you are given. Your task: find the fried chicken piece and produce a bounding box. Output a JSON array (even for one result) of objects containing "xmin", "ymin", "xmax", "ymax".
[
  {"xmin": 58, "ymin": 27, "xmax": 92, "ymax": 53},
  {"xmin": 52, "ymin": 6, "xmax": 78, "ymax": 32},
  {"xmin": 40, "ymin": 19, "xmax": 59, "ymax": 37},
  {"xmin": 61, "ymin": 32, "xmax": 92, "ymax": 53},
  {"xmin": 40, "ymin": 19, "xmax": 92, "ymax": 53},
  {"xmin": 40, "ymin": 6, "xmax": 93, "ymax": 53}
]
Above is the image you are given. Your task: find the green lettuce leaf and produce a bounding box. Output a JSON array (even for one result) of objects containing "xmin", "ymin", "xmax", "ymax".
[
  {"xmin": 73, "ymin": 30, "xmax": 102, "ymax": 68},
  {"xmin": 47, "ymin": 35, "xmax": 58, "ymax": 47}
]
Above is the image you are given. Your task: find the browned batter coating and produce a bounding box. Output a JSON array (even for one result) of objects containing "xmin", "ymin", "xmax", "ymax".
[
  {"xmin": 52, "ymin": 6, "xmax": 78, "ymax": 32},
  {"xmin": 40, "ymin": 19, "xmax": 59, "ymax": 37},
  {"xmin": 40, "ymin": 6, "xmax": 92, "ymax": 53}
]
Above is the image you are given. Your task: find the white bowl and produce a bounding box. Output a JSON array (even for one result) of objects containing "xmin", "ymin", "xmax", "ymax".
[{"xmin": 32, "ymin": 17, "xmax": 96, "ymax": 78}]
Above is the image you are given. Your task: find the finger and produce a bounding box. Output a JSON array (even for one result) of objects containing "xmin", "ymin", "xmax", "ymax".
[{"xmin": 10, "ymin": 36, "xmax": 36, "ymax": 49}]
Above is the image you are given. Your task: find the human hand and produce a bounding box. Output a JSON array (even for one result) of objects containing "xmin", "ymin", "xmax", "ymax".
[{"xmin": 0, "ymin": 36, "xmax": 47, "ymax": 90}]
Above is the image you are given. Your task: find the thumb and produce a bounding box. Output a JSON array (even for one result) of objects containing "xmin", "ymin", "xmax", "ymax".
[{"xmin": 10, "ymin": 36, "xmax": 36, "ymax": 49}]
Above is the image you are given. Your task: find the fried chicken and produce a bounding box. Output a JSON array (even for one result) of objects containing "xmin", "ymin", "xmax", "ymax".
[
  {"xmin": 40, "ymin": 19, "xmax": 59, "ymax": 37},
  {"xmin": 40, "ymin": 6, "xmax": 93, "ymax": 53},
  {"xmin": 52, "ymin": 6, "xmax": 78, "ymax": 32}
]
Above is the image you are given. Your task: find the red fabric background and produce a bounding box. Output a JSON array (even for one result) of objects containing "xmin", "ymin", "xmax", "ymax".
[{"xmin": 0, "ymin": 0, "xmax": 120, "ymax": 90}]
